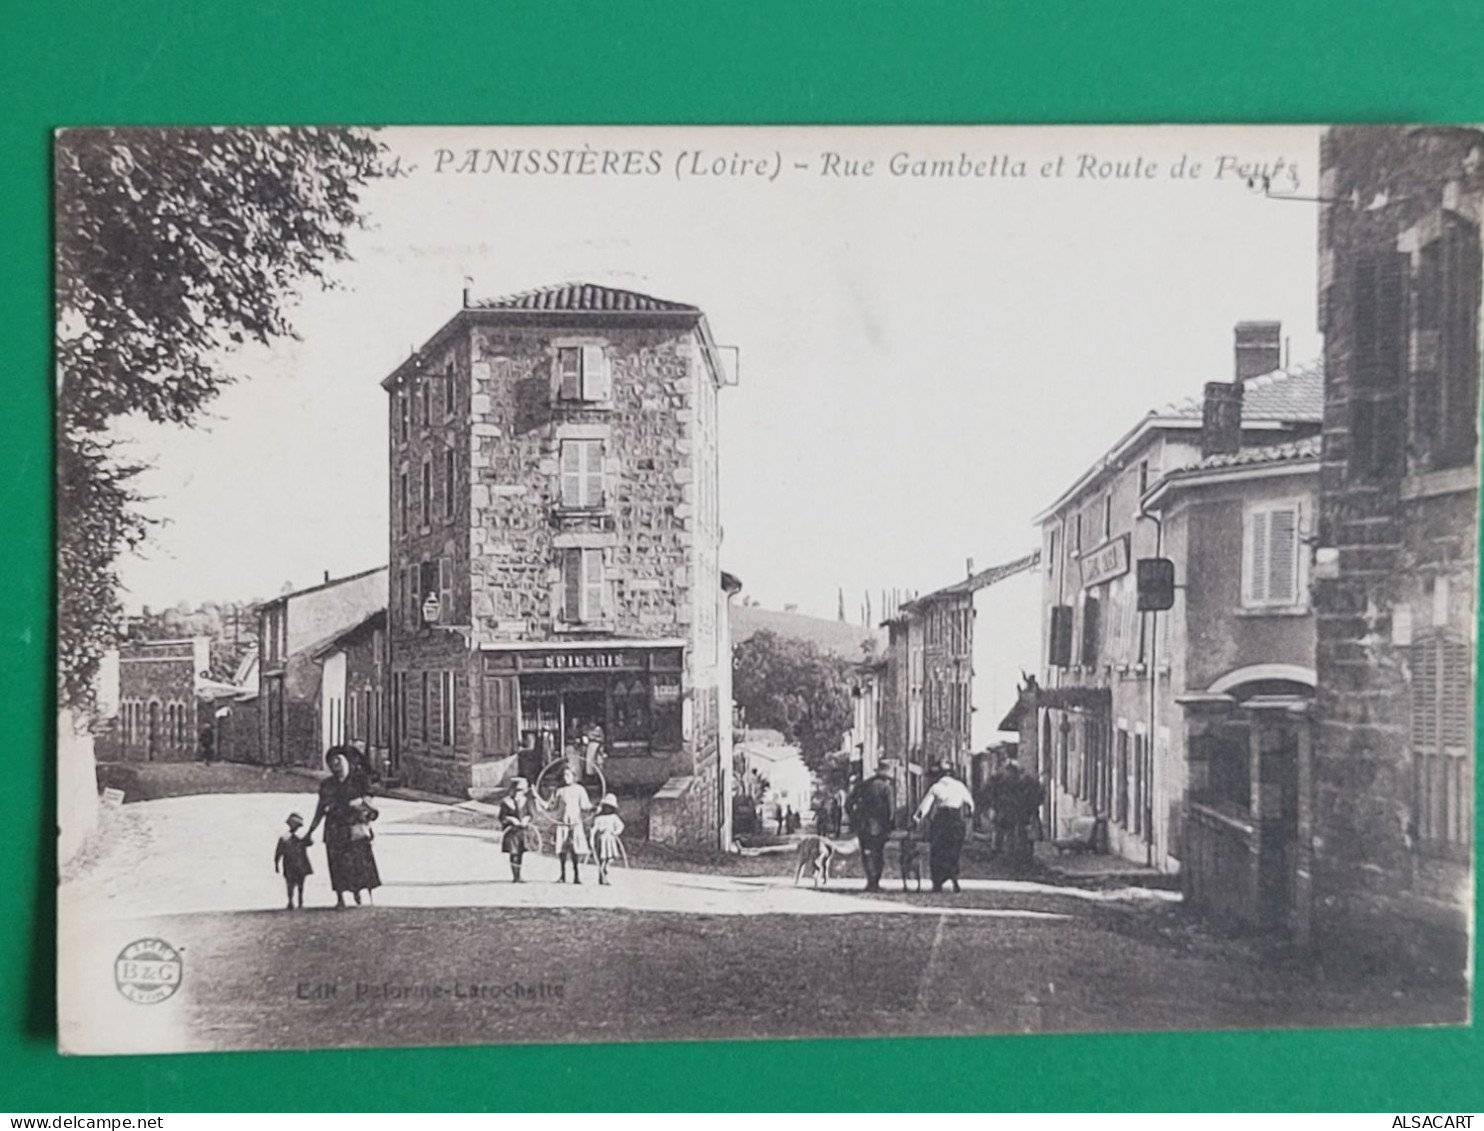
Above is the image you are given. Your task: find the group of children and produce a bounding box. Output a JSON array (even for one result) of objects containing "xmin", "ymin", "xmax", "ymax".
[{"xmin": 273, "ymin": 774, "xmax": 628, "ymax": 908}]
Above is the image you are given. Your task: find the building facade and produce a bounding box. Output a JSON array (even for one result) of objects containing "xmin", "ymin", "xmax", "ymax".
[
  {"xmin": 107, "ymin": 637, "xmax": 211, "ymax": 763},
  {"xmin": 1034, "ymin": 325, "xmax": 1323, "ymax": 870},
  {"xmin": 255, "ymin": 567, "xmax": 388, "ymax": 768},
  {"xmin": 382, "ymin": 283, "xmax": 734, "ymax": 849},
  {"xmin": 313, "ymin": 611, "xmax": 389, "ymax": 776},
  {"xmin": 1144, "ymin": 422, "xmax": 1320, "ymax": 930},
  {"xmin": 1308, "ymin": 126, "xmax": 1481, "ymax": 974}
]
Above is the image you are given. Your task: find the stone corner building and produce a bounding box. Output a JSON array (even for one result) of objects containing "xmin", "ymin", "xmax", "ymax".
[
  {"xmin": 1312, "ymin": 126, "xmax": 1482, "ymax": 975},
  {"xmin": 382, "ymin": 282, "xmax": 735, "ymax": 850}
]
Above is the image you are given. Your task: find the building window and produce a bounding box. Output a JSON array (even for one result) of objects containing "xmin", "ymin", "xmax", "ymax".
[
  {"xmin": 560, "ymin": 439, "xmax": 605, "ymax": 508},
  {"xmin": 440, "ymin": 671, "xmax": 455, "ymax": 746},
  {"xmin": 394, "ymin": 673, "xmax": 407, "ymax": 740},
  {"xmin": 1349, "ymin": 250, "xmax": 1409, "ymax": 480},
  {"xmin": 1242, "ymin": 503, "xmax": 1302, "ymax": 608},
  {"xmin": 556, "ymin": 345, "xmax": 611, "ymax": 403},
  {"xmin": 438, "ymin": 556, "xmax": 453, "ymax": 621},
  {"xmin": 563, "ymin": 548, "xmax": 605, "ymax": 623},
  {"xmin": 1079, "ymin": 595, "xmax": 1100, "ymax": 667},
  {"xmin": 444, "ymin": 362, "xmax": 455, "ymax": 420},
  {"xmin": 1138, "ymin": 460, "xmax": 1149, "ymax": 495},
  {"xmin": 421, "ymin": 457, "xmax": 432, "ymax": 524},
  {"xmin": 1102, "ymin": 494, "xmax": 1112, "ymax": 540},
  {"xmin": 420, "ymin": 672, "xmax": 430, "ymax": 742},
  {"xmin": 1413, "ymin": 216, "xmax": 1482, "ymax": 472},
  {"xmin": 444, "ymin": 449, "xmax": 456, "ymax": 520},
  {"xmin": 1409, "ymin": 636, "xmax": 1473, "ymax": 858},
  {"xmin": 1047, "ymin": 530, "xmax": 1058, "ymax": 576},
  {"xmin": 399, "ymin": 393, "xmax": 409, "ymax": 443},
  {"xmin": 409, "ymin": 565, "xmax": 421, "ymax": 628},
  {"xmin": 420, "ymin": 379, "xmax": 430, "ymax": 428},
  {"xmin": 400, "ymin": 472, "xmax": 409, "ymax": 532}
]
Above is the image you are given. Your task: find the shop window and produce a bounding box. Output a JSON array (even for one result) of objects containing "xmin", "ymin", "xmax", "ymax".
[
  {"xmin": 611, "ymin": 677, "xmax": 652, "ymax": 744},
  {"xmin": 1243, "ymin": 503, "xmax": 1303, "ymax": 608},
  {"xmin": 556, "ymin": 345, "xmax": 611, "ymax": 403},
  {"xmin": 560, "ymin": 440, "xmax": 605, "ymax": 508},
  {"xmin": 1410, "ymin": 636, "xmax": 1474, "ymax": 858}
]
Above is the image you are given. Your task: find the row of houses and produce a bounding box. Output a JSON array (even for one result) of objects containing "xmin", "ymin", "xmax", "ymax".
[
  {"xmin": 860, "ymin": 126, "xmax": 1480, "ymax": 974},
  {"xmin": 99, "ymin": 284, "xmax": 743, "ymax": 853}
]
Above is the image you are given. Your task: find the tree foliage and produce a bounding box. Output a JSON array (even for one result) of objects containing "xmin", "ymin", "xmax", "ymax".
[
  {"xmin": 732, "ymin": 630, "xmax": 855, "ymax": 776},
  {"xmin": 55, "ymin": 127, "xmax": 385, "ymax": 710}
]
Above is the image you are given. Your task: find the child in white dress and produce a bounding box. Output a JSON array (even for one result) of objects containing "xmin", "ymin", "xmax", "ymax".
[{"xmin": 590, "ymin": 792, "xmax": 625, "ymax": 886}]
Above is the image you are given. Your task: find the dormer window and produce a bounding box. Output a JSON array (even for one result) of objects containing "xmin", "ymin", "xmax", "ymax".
[{"xmin": 556, "ymin": 345, "xmax": 611, "ymax": 403}]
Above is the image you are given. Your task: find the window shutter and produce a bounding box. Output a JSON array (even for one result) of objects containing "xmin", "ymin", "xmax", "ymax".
[
  {"xmin": 558, "ymin": 348, "xmax": 582, "ymax": 400},
  {"xmin": 560, "ymin": 441, "xmax": 582, "ymax": 506},
  {"xmin": 410, "ymin": 566, "xmax": 421, "ymax": 624},
  {"xmin": 1247, "ymin": 510, "xmax": 1271, "ymax": 604},
  {"xmin": 583, "ymin": 549, "xmax": 605, "ymax": 621},
  {"xmin": 1438, "ymin": 218, "xmax": 1482, "ymax": 468},
  {"xmin": 1080, "ymin": 596, "xmax": 1100, "ymax": 666},
  {"xmin": 1266, "ymin": 506, "xmax": 1299, "ymax": 605},
  {"xmin": 1441, "ymin": 640, "xmax": 1472, "ymax": 750},
  {"xmin": 583, "ymin": 441, "xmax": 604, "ymax": 507},
  {"xmin": 563, "ymin": 549, "xmax": 582, "ymax": 621},
  {"xmin": 582, "ymin": 346, "xmax": 610, "ymax": 401},
  {"xmin": 444, "ymin": 449, "xmax": 456, "ymax": 518}
]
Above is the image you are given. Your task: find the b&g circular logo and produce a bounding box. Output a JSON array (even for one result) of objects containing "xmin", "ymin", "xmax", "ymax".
[{"xmin": 114, "ymin": 938, "xmax": 183, "ymax": 1005}]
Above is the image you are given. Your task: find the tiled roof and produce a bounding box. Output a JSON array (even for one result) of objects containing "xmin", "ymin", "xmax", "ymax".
[
  {"xmin": 1162, "ymin": 361, "xmax": 1324, "ymax": 423},
  {"xmin": 1187, "ymin": 434, "xmax": 1323, "ymax": 471},
  {"xmin": 469, "ymin": 283, "xmax": 699, "ymax": 313},
  {"xmin": 908, "ymin": 551, "xmax": 1042, "ymax": 608}
]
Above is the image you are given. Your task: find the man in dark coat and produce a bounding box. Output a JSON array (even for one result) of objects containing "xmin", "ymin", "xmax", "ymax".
[{"xmin": 846, "ymin": 765, "xmax": 896, "ymax": 892}]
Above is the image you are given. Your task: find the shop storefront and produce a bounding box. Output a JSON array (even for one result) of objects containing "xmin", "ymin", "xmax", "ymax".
[{"xmin": 479, "ymin": 643, "xmax": 685, "ymax": 785}]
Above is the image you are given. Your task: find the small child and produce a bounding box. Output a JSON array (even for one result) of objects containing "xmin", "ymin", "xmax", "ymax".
[
  {"xmin": 274, "ymin": 812, "xmax": 313, "ymax": 909},
  {"xmin": 590, "ymin": 792, "xmax": 626, "ymax": 886}
]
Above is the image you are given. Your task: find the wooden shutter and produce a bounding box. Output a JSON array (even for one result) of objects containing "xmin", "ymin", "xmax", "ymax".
[
  {"xmin": 439, "ymin": 556, "xmax": 453, "ymax": 618},
  {"xmin": 1266, "ymin": 506, "xmax": 1299, "ymax": 604},
  {"xmin": 583, "ymin": 549, "xmax": 605, "ymax": 621},
  {"xmin": 1410, "ymin": 637, "xmax": 1475, "ymax": 855},
  {"xmin": 482, "ymin": 675, "xmax": 520, "ymax": 756},
  {"xmin": 558, "ymin": 348, "xmax": 582, "ymax": 400},
  {"xmin": 1246, "ymin": 509, "xmax": 1271, "ymax": 604},
  {"xmin": 560, "ymin": 441, "xmax": 582, "ymax": 506},
  {"xmin": 1351, "ymin": 251, "xmax": 1410, "ymax": 479},
  {"xmin": 444, "ymin": 449, "xmax": 455, "ymax": 518},
  {"xmin": 582, "ymin": 346, "xmax": 610, "ymax": 401},
  {"xmin": 1049, "ymin": 605, "xmax": 1074, "ymax": 667},
  {"xmin": 583, "ymin": 440, "xmax": 604, "ymax": 507},
  {"xmin": 563, "ymin": 549, "xmax": 582, "ymax": 621},
  {"xmin": 1080, "ymin": 596, "xmax": 1100, "ymax": 666},
  {"xmin": 1438, "ymin": 218, "xmax": 1482, "ymax": 468}
]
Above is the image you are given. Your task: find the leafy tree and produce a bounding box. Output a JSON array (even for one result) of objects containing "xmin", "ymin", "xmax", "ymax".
[
  {"xmin": 732, "ymin": 630, "xmax": 855, "ymax": 778},
  {"xmin": 55, "ymin": 127, "xmax": 385, "ymax": 710}
]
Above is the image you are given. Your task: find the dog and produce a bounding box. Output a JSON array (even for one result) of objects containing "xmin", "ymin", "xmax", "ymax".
[
  {"xmin": 897, "ymin": 832, "xmax": 923, "ymax": 893},
  {"xmin": 793, "ymin": 834, "xmax": 859, "ymax": 888}
]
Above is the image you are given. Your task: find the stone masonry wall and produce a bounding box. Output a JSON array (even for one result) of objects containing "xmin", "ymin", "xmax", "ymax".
[{"xmin": 1312, "ymin": 126, "xmax": 1481, "ymax": 976}]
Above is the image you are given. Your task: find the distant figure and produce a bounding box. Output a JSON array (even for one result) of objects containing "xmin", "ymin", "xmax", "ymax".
[
  {"xmin": 199, "ymin": 720, "xmax": 215, "ymax": 764},
  {"xmin": 847, "ymin": 765, "xmax": 896, "ymax": 892},
  {"xmin": 786, "ymin": 805, "xmax": 799, "ymax": 834},
  {"xmin": 827, "ymin": 795, "xmax": 843, "ymax": 838},
  {"xmin": 1003, "ymin": 761, "xmax": 1044, "ymax": 863},
  {"xmin": 913, "ymin": 761, "xmax": 975, "ymax": 893},
  {"xmin": 273, "ymin": 812, "xmax": 312, "ymax": 910},
  {"xmin": 776, "ymin": 802, "xmax": 786, "ymax": 836},
  {"xmin": 591, "ymin": 792, "xmax": 626, "ymax": 886}
]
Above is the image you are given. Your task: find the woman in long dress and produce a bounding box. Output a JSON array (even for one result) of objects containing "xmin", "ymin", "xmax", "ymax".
[
  {"xmin": 913, "ymin": 762, "xmax": 976, "ymax": 893},
  {"xmin": 306, "ymin": 745, "xmax": 382, "ymax": 908}
]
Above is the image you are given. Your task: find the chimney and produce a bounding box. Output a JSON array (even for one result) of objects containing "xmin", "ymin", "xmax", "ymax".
[
  {"xmin": 323, "ymin": 570, "xmax": 331, "ymax": 584},
  {"xmin": 966, "ymin": 557, "xmax": 975, "ymax": 578},
  {"xmin": 1234, "ymin": 320, "xmax": 1282, "ymax": 382},
  {"xmin": 1201, "ymin": 380, "xmax": 1244, "ymax": 458}
]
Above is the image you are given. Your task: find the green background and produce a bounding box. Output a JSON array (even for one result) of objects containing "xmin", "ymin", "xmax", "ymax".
[{"xmin": 4, "ymin": 0, "xmax": 1481, "ymax": 1112}]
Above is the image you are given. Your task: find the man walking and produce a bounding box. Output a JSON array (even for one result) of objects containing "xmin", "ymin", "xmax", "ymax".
[
  {"xmin": 913, "ymin": 761, "xmax": 975, "ymax": 893},
  {"xmin": 846, "ymin": 765, "xmax": 895, "ymax": 892}
]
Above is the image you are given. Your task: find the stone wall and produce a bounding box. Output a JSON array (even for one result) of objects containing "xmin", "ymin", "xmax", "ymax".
[{"xmin": 1311, "ymin": 126, "xmax": 1481, "ymax": 977}]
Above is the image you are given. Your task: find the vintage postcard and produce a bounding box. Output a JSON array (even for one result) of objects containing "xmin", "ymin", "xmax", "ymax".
[{"xmin": 55, "ymin": 125, "xmax": 1478, "ymax": 1054}]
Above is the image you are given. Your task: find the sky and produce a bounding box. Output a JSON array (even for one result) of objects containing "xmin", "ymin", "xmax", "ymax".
[{"xmin": 109, "ymin": 125, "xmax": 1324, "ymax": 620}]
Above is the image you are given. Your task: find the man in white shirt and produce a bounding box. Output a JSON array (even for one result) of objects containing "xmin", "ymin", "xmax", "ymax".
[{"xmin": 913, "ymin": 762, "xmax": 975, "ymax": 893}]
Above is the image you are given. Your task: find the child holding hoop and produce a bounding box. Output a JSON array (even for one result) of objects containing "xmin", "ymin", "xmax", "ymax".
[{"xmin": 550, "ymin": 765, "xmax": 593, "ymax": 884}]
